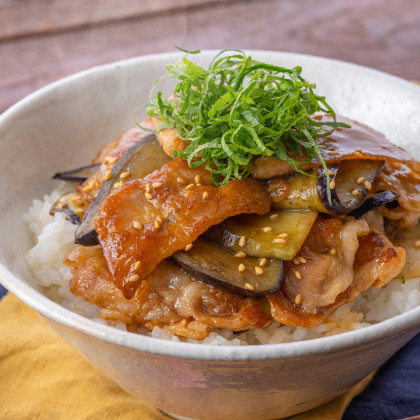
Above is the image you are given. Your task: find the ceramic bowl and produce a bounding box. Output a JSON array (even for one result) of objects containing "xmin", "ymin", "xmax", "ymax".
[{"xmin": 0, "ymin": 51, "xmax": 420, "ymax": 420}]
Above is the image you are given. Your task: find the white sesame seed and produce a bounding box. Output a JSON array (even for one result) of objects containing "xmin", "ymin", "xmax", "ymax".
[
  {"xmin": 185, "ymin": 184, "xmax": 194, "ymax": 191},
  {"xmin": 364, "ymin": 180, "xmax": 372, "ymax": 191},
  {"xmin": 239, "ymin": 236, "xmax": 246, "ymax": 247},
  {"xmin": 104, "ymin": 170, "xmax": 112, "ymax": 181},
  {"xmin": 295, "ymin": 270, "xmax": 302, "ymax": 280},
  {"xmin": 297, "ymin": 256, "xmax": 306, "ymax": 264},
  {"xmin": 203, "ymin": 191, "xmax": 209, "ymax": 199},
  {"xmin": 259, "ymin": 258, "xmax": 267, "ymax": 267},
  {"xmin": 177, "ymin": 177, "xmax": 185, "ymax": 185},
  {"xmin": 134, "ymin": 261, "xmax": 141, "ymax": 271},
  {"xmin": 329, "ymin": 248, "xmax": 337, "ymax": 256},
  {"xmin": 185, "ymin": 243, "xmax": 193, "ymax": 251},
  {"xmin": 152, "ymin": 182, "xmax": 163, "ymax": 188},
  {"xmin": 109, "ymin": 156, "xmax": 119, "ymax": 164},
  {"xmin": 145, "ymin": 192, "xmax": 153, "ymax": 199},
  {"xmin": 255, "ymin": 266, "xmax": 264, "ymax": 275},
  {"xmin": 356, "ymin": 176, "xmax": 365, "ymax": 185},
  {"xmin": 195, "ymin": 175, "xmax": 201, "ymax": 184},
  {"xmin": 293, "ymin": 258, "xmax": 300, "ymax": 265},
  {"xmin": 234, "ymin": 252, "xmax": 247, "ymax": 258},
  {"xmin": 273, "ymin": 238, "xmax": 286, "ymax": 245},
  {"xmin": 352, "ymin": 188, "xmax": 360, "ymax": 196},
  {"xmin": 132, "ymin": 221, "xmax": 143, "ymax": 230},
  {"xmin": 295, "ymin": 293, "xmax": 302, "ymax": 304},
  {"xmin": 128, "ymin": 274, "xmax": 139, "ymax": 282},
  {"xmin": 328, "ymin": 151, "xmax": 340, "ymax": 155},
  {"xmin": 154, "ymin": 220, "xmax": 160, "ymax": 229},
  {"xmin": 330, "ymin": 179, "xmax": 336, "ymax": 190},
  {"xmin": 120, "ymin": 171, "xmax": 130, "ymax": 179},
  {"xmin": 269, "ymin": 213, "xmax": 279, "ymax": 220},
  {"xmin": 146, "ymin": 183, "xmax": 151, "ymax": 193},
  {"xmin": 238, "ymin": 263, "xmax": 246, "ymax": 272},
  {"xmin": 245, "ymin": 283, "xmax": 255, "ymax": 290},
  {"xmin": 262, "ymin": 226, "xmax": 272, "ymax": 232},
  {"xmin": 277, "ymin": 233, "xmax": 288, "ymax": 239}
]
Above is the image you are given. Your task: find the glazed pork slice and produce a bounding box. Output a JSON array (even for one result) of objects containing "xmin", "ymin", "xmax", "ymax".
[
  {"xmin": 251, "ymin": 114, "xmax": 419, "ymax": 179},
  {"xmin": 66, "ymin": 246, "xmax": 271, "ymax": 340},
  {"xmin": 95, "ymin": 158, "xmax": 271, "ymax": 298},
  {"xmin": 268, "ymin": 217, "xmax": 405, "ymax": 328}
]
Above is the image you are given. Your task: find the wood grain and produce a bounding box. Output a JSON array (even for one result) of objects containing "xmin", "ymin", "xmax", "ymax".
[{"xmin": 1, "ymin": 0, "xmax": 419, "ymax": 113}]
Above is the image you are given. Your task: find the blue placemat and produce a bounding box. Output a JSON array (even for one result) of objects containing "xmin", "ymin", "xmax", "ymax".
[{"xmin": 0, "ymin": 284, "xmax": 7, "ymax": 300}]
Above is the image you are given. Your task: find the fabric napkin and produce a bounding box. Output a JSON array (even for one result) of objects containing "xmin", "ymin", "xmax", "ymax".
[{"xmin": 0, "ymin": 293, "xmax": 374, "ymax": 420}]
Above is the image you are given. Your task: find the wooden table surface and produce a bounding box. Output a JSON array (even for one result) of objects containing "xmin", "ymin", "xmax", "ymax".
[{"xmin": 1, "ymin": 0, "xmax": 419, "ymax": 113}]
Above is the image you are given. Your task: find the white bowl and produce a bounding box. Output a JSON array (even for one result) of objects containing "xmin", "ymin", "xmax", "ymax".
[{"xmin": 0, "ymin": 51, "xmax": 420, "ymax": 420}]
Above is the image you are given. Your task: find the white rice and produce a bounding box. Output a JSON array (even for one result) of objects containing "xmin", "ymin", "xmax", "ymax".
[{"xmin": 22, "ymin": 192, "xmax": 420, "ymax": 346}]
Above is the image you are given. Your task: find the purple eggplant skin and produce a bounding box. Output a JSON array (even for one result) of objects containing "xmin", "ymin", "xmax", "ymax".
[
  {"xmin": 170, "ymin": 238, "xmax": 283, "ymax": 297},
  {"xmin": 75, "ymin": 133, "xmax": 171, "ymax": 246},
  {"xmin": 318, "ymin": 160, "xmax": 385, "ymax": 214},
  {"xmin": 49, "ymin": 201, "xmax": 81, "ymax": 225},
  {"xmin": 348, "ymin": 191, "xmax": 400, "ymax": 219},
  {"xmin": 52, "ymin": 163, "xmax": 101, "ymax": 183}
]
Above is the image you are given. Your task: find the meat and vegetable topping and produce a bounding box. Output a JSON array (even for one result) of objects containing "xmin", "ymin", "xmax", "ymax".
[{"xmin": 50, "ymin": 49, "xmax": 420, "ymax": 340}]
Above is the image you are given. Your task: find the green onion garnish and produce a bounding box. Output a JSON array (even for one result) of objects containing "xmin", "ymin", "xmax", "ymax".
[{"xmin": 141, "ymin": 48, "xmax": 349, "ymax": 200}]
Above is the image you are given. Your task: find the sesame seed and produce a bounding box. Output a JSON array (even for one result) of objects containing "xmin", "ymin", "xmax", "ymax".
[
  {"xmin": 329, "ymin": 248, "xmax": 337, "ymax": 256},
  {"xmin": 74, "ymin": 208, "xmax": 84, "ymax": 217},
  {"xmin": 364, "ymin": 181, "xmax": 372, "ymax": 191},
  {"xmin": 109, "ymin": 156, "xmax": 119, "ymax": 164},
  {"xmin": 104, "ymin": 156, "xmax": 111, "ymax": 164},
  {"xmin": 234, "ymin": 252, "xmax": 247, "ymax": 258},
  {"xmin": 328, "ymin": 170, "xmax": 335, "ymax": 176},
  {"xmin": 113, "ymin": 182, "xmax": 122, "ymax": 189},
  {"xmin": 185, "ymin": 184, "xmax": 194, "ymax": 191},
  {"xmin": 203, "ymin": 191, "xmax": 209, "ymax": 199},
  {"xmin": 330, "ymin": 179, "xmax": 336, "ymax": 190},
  {"xmin": 259, "ymin": 258, "xmax": 267, "ymax": 267},
  {"xmin": 293, "ymin": 258, "xmax": 300, "ymax": 265},
  {"xmin": 132, "ymin": 221, "xmax": 142, "ymax": 230},
  {"xmin": 295, "ymin": 294, "xmax": 302, "ymax": 304},
  {"xmin": 355, "ymin": 148, "xmax": 362, "ymax": 153},
  {"xmin": 255, "ymin": 266, "xmax": 264, "ymax": 275},
  {"xmin": 177, "ymin": 177, "xmax": 185, "ymax": 185},
  {"xmin": 415, "ymin": 240, "xmax": 420, "ymax": 247},
  {"xmin": 354, "ymin": 151, "xmax": 363, "ymax": 158},
  {"xmin": 128, "ymin": 274, "xmax": 139, "ymax": 282},
  {"xmin": 238, "ymin": 263, "xmax": 246, "ymax": 272},
  {"xmin": 195, "ymin": 175, "xmax": 201, "ymax": 184},
  {"xmin": 356, "ymin": 176, "xmax": 365, "ymax": 185},
  {"xmin": 245, "ymin": 283, "xmax": 255, "ymax": 290},
  {"xmin": 82, "ymin": 184, "xmax": 92, "ymax": 193},
  {"xmin": 295, "ymin": 270, "xmax": 302, "ymax": 280},
  {"xmin": 273, "ymin": 238, "xmax": 286, "ymax": 245},
  {"xmin": 298, "ymin": 256, "xmax": 306, "ymax": 264},
  {"xmin": 239, "ymin": 236, "xmax": 247, "ymax": 247},
  {"xmin": 120, "ymin": 171, "xmax": 130, "ymax": 179},
  {"xmin": 180, "ymin": 319, "xmax": 187, "ymax": 327},
  {"xmin": 185, "ymin": 243, "xmax": 193, "ymax": 251},
  {"xmin": 145, "ymin": 192, "xmax": 153, "ymax": 199},
  {"xmin": 328, "ymin": 151, "xmax": 340, "ymax": 155},
  {"xmin": 196, "ymin": 183, "xmax": 202, "ymax": 187},
  {"xmin": 269, "ymin": 213, "xmax": 279, "ymax": 220},
  {"xmin": 134, "ymin": 261, "xmax": 141, "ymax": 271},
  {"xmin": 104, "ymin": 170, "xmax": 112, "ymax": 181},
  {"xmin": 352, "ymin": 188, "xmax": 360, "ymax": 196},
  {"xmin": 154, "ymin": 220, "xmax": 160, "ymax": 229},
  {"xmin": 262, "ymin": 226, "xmax": 272, "ymax": 232},
  {"xmin": 277, "ymin": 233, "xmax": 288, "ymax": 239},
  {"xmin": 152, "ymin": 182, "xmax": 163, "ymax": 188},
  {"xmin": 146, "ymin": 183, "xmax": 151, "ymax": 193}
]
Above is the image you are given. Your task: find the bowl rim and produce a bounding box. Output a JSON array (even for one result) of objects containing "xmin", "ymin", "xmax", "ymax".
[{"xmin": 1, "ymin": 50, "xmax": 420, "ymax": 362}]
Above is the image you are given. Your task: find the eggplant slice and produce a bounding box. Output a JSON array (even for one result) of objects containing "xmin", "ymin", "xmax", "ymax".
[
  {"xmin": 205, "ymin": 210, "xmax": 318, "ymax": 261},
  {"xmin": 52, "ymin": 163, "xmax": 101, "ymax": 183},
  {"xmin": 272, "ymin": 159, "xmax": 385, "ymax": 215},
  {"xmin": 49, "ymin": 192, "xmax": 88, "ymax": 224},
  {"xmin": 75, "ymin": 133, "xmax": 171, "ymax": 245},
  {"xmin": 348, "ymin": 191, "xmax": 400, "ymax": 219},
  {"xmin": 170, "ymin": 237, "xmax": 283, "ymax": 296}
]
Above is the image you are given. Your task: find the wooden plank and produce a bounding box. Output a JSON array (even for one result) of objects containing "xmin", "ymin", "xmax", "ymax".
[
  {"xmin": 1, "ymin": 0, "xmax": 419, "ymax": 113},
  {"xmin": 0, "ymin": 0, "xmax": 237, "ymax": 40}
]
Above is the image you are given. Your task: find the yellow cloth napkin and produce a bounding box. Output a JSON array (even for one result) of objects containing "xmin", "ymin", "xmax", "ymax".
[{"xmin": 0, "ymin": 293, "xmax": 373, "ymax": 420}]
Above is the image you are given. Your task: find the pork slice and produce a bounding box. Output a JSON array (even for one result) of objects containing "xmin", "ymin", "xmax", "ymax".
[
  {"xmin": 95, "ymin": 158, "xmax": 270, "ymax": 298},
  {"xmin": 67, "ymin": 246, "xmax": 271, "ymax": 340}
]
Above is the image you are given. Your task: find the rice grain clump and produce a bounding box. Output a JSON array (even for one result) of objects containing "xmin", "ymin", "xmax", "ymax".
[{"xmin": 23, "ymin": 192, "xmax": 420, "ymax": 346}]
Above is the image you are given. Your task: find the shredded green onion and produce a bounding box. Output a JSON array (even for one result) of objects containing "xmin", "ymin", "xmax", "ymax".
[{"xmin": 139, "ymin": 48, "xmax": 349, "ymax": 201}]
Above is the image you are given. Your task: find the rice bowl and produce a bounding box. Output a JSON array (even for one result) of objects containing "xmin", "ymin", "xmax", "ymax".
[{"xmin": 1, "ymin": 51, "xmax": 420, "ymax": 419}]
